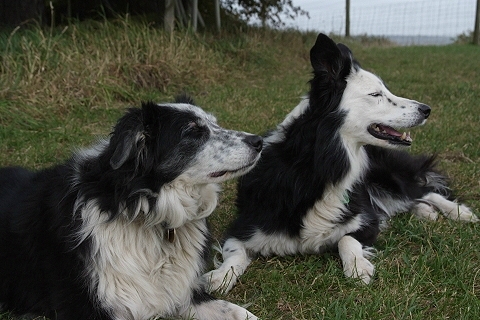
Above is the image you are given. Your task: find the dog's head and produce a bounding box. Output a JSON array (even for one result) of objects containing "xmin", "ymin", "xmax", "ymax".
[
  {"xmin": 309, "ymin": 33, "xmax": 431, "ymax": 148},
  {"xmin": 108, "ymin": 96, "xmax": 263, "ymax": 186},
  {"xmin": 74, "ymin": 96, "xmax": 262, "ymax": 226}
]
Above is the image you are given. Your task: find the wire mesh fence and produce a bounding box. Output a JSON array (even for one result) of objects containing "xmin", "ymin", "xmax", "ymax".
[{"xmin": 288, "ymin": 0, "xmax": 477, "ymax": 45}]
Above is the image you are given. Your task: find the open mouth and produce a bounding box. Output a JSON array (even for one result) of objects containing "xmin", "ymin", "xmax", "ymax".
[
  {"xmin": 367, "ymin": 123, "xmax": 412, "ymax": 146},
  {"xmin": 209, "ymin": 161, "xmax": 257, "ymax": 178}
]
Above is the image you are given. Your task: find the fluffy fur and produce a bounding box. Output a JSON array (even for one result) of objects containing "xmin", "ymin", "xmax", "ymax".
[
  {"xmin": 204, "ymin": 34, "xmax": 478, "ymax": 293},
  {"xmin": 0, "ymin": 96, "xmax": 262, "ymax": 320}
]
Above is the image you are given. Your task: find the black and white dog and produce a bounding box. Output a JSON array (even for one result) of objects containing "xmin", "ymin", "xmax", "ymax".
[
  {"xmin": 0, "ymin": 96, "xmax": 262, "ymax": 320},
  {"xmin": 204, "ymin": 33, "xmax": 478, "ymax": 293}
]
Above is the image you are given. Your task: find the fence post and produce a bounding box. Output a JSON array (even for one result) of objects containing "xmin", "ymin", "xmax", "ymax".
[
  {"xmin": 215, "ymin": 0, "xmax": 221, "ymax": 33},
  {"xmin": 192, "ymin": 0, "xmax": 198, "ymax": 31},
  {"xmin": 474, "ymin": 0, "xmax": 480, "ymax": 45},
  {"xmin": 346, "ymin": 0, "xmax": 350, "ymax": 37},
  {"xmin": 165, "ymin": 0, "xmax": 175, "ymax": 32}
]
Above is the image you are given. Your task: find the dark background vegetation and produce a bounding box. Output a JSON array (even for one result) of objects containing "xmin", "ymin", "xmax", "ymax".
[{"xmin": 0, "ymin": 0, "xmax": 306, "ymax": 30}]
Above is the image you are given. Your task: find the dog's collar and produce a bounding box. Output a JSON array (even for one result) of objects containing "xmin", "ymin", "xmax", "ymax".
[
  {"xmin": 342, "ymin": 191, "xmax": 350, "ymax": 205},
  {"xmin": 161, "ymin": 222, "xmax": 175, "ymax": 243},
  {"xmin": 166, "ymin": 228, "xmax": 175, "ymax": 243}
]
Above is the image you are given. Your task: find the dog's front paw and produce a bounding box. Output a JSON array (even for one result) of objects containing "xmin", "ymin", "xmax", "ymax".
[
  {"xmin": 183, "ymin": 299, "xmax": 258, "ymax": 320},
  {"xmin": 230, "ymin": 305, "xmax": 259, "ymax": 320},
  {"xmin": 413, "ymin": 202, "xmax": 439, "ymax": 220},
  {"xmin": 420, "ymin": 194, "xmax": 479, "ymax": 222},
  {"xmin": 338, "ymin": 236, "xmax": 375, "ymax": 284},
  {"xmin": 343, "ymin": 256, "xmax": 375, "ymax": 284},
  {"xmin": 203, "ymin": 267, "xmax": 238, "ymax": 294},
  {"xmin": 446, "ymin": 204, "xmax": 479, "ymax": 222}
]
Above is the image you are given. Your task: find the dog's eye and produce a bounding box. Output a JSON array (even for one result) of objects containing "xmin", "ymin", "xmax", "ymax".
[
  {"xmin": 183, "ymin": 122, "xmax": 199, "ymax": 134},
  {"xmin": 183, "ymin": 121, "xmax": 206, "ymax": 138},
  {"xmin": 369, "ymin": 92, "xmax": 382, "ymax": 97},
  {"xmin": 187, "ymin": 121, "xmax": 198, "ymax": 129}
]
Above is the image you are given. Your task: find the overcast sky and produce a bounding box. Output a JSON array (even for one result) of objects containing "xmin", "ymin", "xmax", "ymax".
[{"xmin": 287, "ymin": 0, "xmax": 476, "ymax": 37}]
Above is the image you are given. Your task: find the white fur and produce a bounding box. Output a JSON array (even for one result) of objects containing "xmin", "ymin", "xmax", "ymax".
[
  {"xmin": 204, "ymin": 238, "xmax": 252, "ymax": 294},
  {"xmin": 412, "ymin": 202, "xmax": 440, "ymax": 220},
  {"xmin": 338, "ymin": 235, "xmax": 375, "ymax": 284},
  {"xmin": 340, "ymin": 68, "xmax": 428, "ymax": 148},
  {"xmin": 155, "ymin": 103, "xmax": 261, "ymax": 183},
  {"xmin": 419, "ymin": 192, "xmax": 478, "ymax": 222},
  {"xmin": 180, "ymin": 299, "xmax": 258, "ymax": 320},
  {"xmin": 78, "ymin": 178, "xmax": 257, "ymax": 319},
  {"xmin": 79, "ymin": 180, "xmax": 217, "ymax": 319}
]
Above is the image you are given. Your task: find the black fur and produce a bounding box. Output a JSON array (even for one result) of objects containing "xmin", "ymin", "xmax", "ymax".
[
  {"xmin": 0, "ymin": 165, "xmax": 108, "ymax": 319},
  {"xmin": 229, "ymin": 35, "xmax": 357, "ymax": 240}
]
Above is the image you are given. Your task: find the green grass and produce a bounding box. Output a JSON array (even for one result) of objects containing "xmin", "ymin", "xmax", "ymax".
[{"xmin": 1, "ymin": 20, "xmax": 479, "ymax": 320}]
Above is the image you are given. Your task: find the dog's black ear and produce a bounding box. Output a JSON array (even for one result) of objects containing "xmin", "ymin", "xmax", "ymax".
[
  {"xmin": 109, "ymin": 108, "xmax": 146, "ymax": 170},
  {"xmin": 141, "ymin": 101, "xmax": 160, "ymax": 132},
  {"xmin": 110, "ymin": 135, "xmax": 137, "ymax": 170},
  {"xmin": 310, "ymin": 33, "xmax": 353, "ymax": 77},
  {"xmin": 337, "ymin": 43, "xmax": 361, "ymax": 69},
  {"xmin": 337, "ymin": 43, "xmax": 353, "ymax": 61},
  {"xmin": 310, "ymin": 34, "xmax": 339, "ymax": 72}
]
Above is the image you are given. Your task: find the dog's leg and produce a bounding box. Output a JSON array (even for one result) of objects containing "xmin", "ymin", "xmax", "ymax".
[
  {"xmin": 203, "ymin": 238, "xmax": 251, "ymax": 294},
  {"xmin": 412, "ymin": 201, "xmax": 439, "ymax": 220},
  {"xmin": 338, "ymin": 235, "xmax": 375, "ymax": 284},
  {"xmin": 180, "ymin": 295, "xmax": 258, "ymax": 320},
  {"xmin": 416, "ymin": 193, "xmax": 479, "ymax": 222}
]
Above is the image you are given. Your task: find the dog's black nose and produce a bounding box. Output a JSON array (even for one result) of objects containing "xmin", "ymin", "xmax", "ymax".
[
  {"xmin": 243, "ymin": 135, "xmax": 263, "ymax": 153},
  {"xmin": 418, "ymin": 104, "xmax": 431, "ymax": 118}
]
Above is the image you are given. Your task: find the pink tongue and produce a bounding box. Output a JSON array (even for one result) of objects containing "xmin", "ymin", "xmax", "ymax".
[{"xmin": 378, "ymin": 124, "xmax": 402, "ymax": 137}]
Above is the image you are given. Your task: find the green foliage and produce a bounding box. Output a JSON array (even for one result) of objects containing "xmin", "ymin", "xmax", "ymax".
[
  {"xmin": 1, "ymin": 20, "xmax": 479, "ymax": 319},
  {"xmin": 454, "ymin": 30, "xmax": 475, "ymax": 44},
  {"xmin": 223, "ymin": 0, "xmax": 309, "ymax": 27}
]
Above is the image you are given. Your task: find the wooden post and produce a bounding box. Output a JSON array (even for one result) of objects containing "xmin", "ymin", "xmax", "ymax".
[
  {"xmin": 346, "ymin": 0, "xmax": 350, "ymax": 37},
  {"xmin": 214, "ymin": 0, "xmax": 221, "ymax": 32},
  {"xmin": 192, "ymin": 0, "xmax": 198, "ymax": 31},
  {"xmin": 164, "ymin": 0, "xmax": 175, "ymax": 32},
  {"xmin": 474, "ymin": 0, "xmax": 480, "ymax": 45}
]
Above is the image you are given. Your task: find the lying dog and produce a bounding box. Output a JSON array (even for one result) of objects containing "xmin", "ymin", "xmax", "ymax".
[
  {"xmin": 204, "ymin": 33, "xmax": 478, "ymax": 293},
  {"xmin": 0, "ymin": 96, "xmax": 262, "ymax": 320}
]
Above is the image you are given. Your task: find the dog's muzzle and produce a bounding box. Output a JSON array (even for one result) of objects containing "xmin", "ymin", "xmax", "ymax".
[{"xmin": 243, "ymin": 135, "xmax": 263, "ymax": 153}]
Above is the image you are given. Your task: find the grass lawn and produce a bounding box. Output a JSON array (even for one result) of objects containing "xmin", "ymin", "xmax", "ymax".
[{"xmin": 1, "ymin": 20, "xmax": 479, "ymax": 319}]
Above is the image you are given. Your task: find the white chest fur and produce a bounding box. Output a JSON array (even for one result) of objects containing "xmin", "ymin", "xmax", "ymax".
[
  {"xmin": 300, "ymin": 142, "xmax": 370, "ymax": 252},
  {"xmin": 78, "ymin": 182, "xmax": 219, "ymax": 319},
  {"xmin": 93, "ymin": 218, "xmax": 207, "ymax": 319}
]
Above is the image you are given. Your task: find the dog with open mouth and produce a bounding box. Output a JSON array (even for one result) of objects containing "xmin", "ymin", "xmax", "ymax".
[{"xmin": 204, "ymin": 33, "xmax": 478, "ymax": 294}]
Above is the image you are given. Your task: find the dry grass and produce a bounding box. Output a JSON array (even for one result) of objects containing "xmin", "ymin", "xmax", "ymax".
[{"xmin": 0, "ymin": 18, "xmax": 226, "ymax": 112}]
